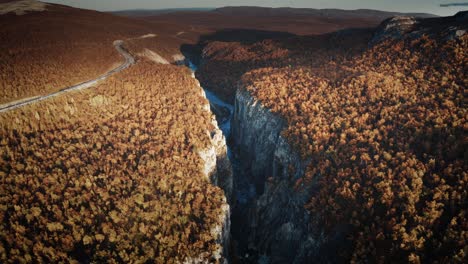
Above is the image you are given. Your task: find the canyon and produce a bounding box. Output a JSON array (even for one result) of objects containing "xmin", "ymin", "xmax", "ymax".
[
  {"xmin": 193, "ymin": 63, "xmax": 345, "ymax": 263},
  {"xmin": 0, "ymin": 1, "xmax": 466, "ymax": 262},
  {"xmin": 189, "ymin": 11, "xmax": 467, "ymax": 263}
]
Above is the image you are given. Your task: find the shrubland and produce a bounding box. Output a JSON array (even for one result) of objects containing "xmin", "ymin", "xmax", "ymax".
[{"xmin": 0, "ymin": 60, "xmax": 227, "ymax": 263}]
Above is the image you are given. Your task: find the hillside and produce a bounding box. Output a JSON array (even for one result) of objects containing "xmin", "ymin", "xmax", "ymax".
[
  {"xmin": 1, "ymin": 1, "xmax": 466, "ymax": 262},
  {"xmin": 0, "ymin": 2, "xmax": 232, "ymax": 263},
  {"xmin": 111, "ymin": 8, "xmax": 214, "ymax": 17},
  {"xmin": 134, "ymin": 6, "xmax": 431, "ymax": 36},
  {"xmin": 196, "ymin": 12, "xmax": 467, "ymax": 262},
  {"xmin": 214, "ymin": 6, "xmax": 437, "ymax": 19},
  {"xmin": 0, "ymin": 1, "xmax": 189, "ymax": 105},
  {"xmin": 0, "ymin": 59, "xmax": 231, "ymax": 263},
  {"xmin": 118, "ymin": 6, "xmax": 436, "ymax": 37},
  {"xmin": 0, "ymin": 0, "xmax": 47, "ymax": 15}
]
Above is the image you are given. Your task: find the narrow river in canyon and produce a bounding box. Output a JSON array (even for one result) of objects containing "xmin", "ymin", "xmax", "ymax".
[{"xmin": 187, "ymin": 61, "xmax": 262, "ymax": 263}]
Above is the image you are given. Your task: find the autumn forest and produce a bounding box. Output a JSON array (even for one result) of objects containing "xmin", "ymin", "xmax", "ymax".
[{"xmin": 0, "ymin": 1, "xmax": 466, "ymax": 263}]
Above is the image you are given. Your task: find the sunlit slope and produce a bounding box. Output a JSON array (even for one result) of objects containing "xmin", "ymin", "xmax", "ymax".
[
  {"xmin": 0, "ymin": 60, "xmax": 227, "ymax": 263},
  {"xmin": 0, "ymin": 2, "xmax": 187, "ymax": 104},
  {"xmin": 199, "ymin": 13, "xmax": 467, "ymax": 262},
  {"xmin": 140, "ymin": 6, "xmax": 436, "ymax": 36}
]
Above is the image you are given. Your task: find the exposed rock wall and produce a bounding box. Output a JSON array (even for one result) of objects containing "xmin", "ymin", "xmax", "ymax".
[
  {"xmin": 370, "ymin": 16, "xmax": 417, "ymax": 44},
  {"xmin": 231, "ymin": 89, "xmax": 285, "ymax": 193},
  {"xmin": 193, "ymin": 72, "xmax": 233, "ymax": 263},
  {"xmin": 232, "ymin": 88, "xmax": 347, "ymax": 263},
  {"xmin": 195, "ymin": 72, "xmax": 233, "ymax": 203}
]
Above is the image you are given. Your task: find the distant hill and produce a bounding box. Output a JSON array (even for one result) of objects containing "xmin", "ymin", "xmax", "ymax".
[
  {"xmin": 0, "ymin": 1, "xmax": 188, "ymax": 103},
  {"xmin": 111, "ymin": 8, "xmax": 214, "ymax": 17},
  {"xmin": 110, "ymin": 6, "xmax": 437, "ymax": 20},
  {"xmin": 113, "ymin": 6, "xmax": 437, "ymax": 19},
  {"xmin": 213, "ymin": 6, "xmax": 437, "ymax": 19},
  {"xmin": 136, "ymin": 6, "xmax": 438, "ymax": 36}
]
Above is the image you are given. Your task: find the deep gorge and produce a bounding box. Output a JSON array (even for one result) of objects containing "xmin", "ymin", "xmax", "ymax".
[
  {"xmin": 182, "ymin": 15, "xmax": 468, "ymax": 261},
  {"xmin": 1, "ymin": 4, "xmax": 466, "ymax": 263},
  {"xmin": 186, "ymin": 57, "xmax": 344, "ymax": 264}
]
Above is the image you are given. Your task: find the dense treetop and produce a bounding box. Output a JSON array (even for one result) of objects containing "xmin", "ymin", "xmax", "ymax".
[{"xmin": 201, "ymin": 16, "xmax": 467, "ymax": 262}]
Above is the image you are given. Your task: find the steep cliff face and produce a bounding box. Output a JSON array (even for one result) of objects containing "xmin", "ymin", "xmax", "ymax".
[
  {"xmin": 193, "ymin": 72, "xmax": 233, "ymax": 263},
  {"xmin": 370, "ymin": 16, "xmax": 417, "ymax": 44},
  {"xmin": 193, "ymin": 68, "xmax": 233, "ymax": 203},
  {"xmin": 231, "ymin": 89, "xmax": 286, "ymax": 193},
  {"xmin": 190, "ymin": 12, "xmax": 468, "ymax": 262},
  {"xmin": 197, "ymin": 124, "xmax": 231, "ymax": 263},
  {"xmin": 232, "ymin": 88, "xmax": 348, "ymax": 263}
]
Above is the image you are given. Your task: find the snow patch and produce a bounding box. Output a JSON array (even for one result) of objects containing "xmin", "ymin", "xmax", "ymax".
[{"xmin": 0, "ymin": 0, "xmax": 47, "ymax": 15}]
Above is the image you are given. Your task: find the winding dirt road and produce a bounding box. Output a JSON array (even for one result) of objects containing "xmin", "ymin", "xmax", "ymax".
[{"xmin": 0, "ymin": 40, "xmax": 135, "ymax": 113}]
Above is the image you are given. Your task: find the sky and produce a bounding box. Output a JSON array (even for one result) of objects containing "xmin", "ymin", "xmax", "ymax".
[{"xmin": 43, "ymin": 0, "xmax": 468, "ymax": 16}]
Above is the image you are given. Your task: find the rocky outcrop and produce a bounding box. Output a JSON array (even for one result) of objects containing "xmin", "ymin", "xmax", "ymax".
[
  {"xmin": 455, "ymin": 10, "xmax": 468, "ymax": 22},
  {"xmin": 232, "ymin": 88, "xmax": 313, "ymax": 263},
  {"xmin": 446, "ymin": 27, "xmax": 466, "ymax": 41},
  {"xmin": 231, "ymin": 89, "xmax": 286, "ymax": 193},
  {"xmin": 231, "ymin": 88, "xmax": 350, "ymax": 263},
  {"xmin": 183, "ymin": 201, "xmax": 230, "ymax": 264},
  {"xmin": 370, "ymin": 16, "xmax": 417, "ymax": 44},
  {"xmin": 370, "ymin": 12, "xmax": 468, "ymax": 44},
  {"xmin": 194, "ymin": 71, "xmax": 234, "ymax": 203},
  {"xmin": 172, "ymin": 54, "xmax": 186, "ymax": 65},
  {"xmin": 197, "ymin": 121, "xmax": 231, "ymax": 263},
  {"xmin": 200, "ymin": 102, "xmax": 234, "ymax": 203},
  {"xmin": 0, "ymin": 0, "xmax": 47, "ymax": 16},
  {"xmin": 192, "ymin": 72, "xmax": 233, "ymax": 263}
]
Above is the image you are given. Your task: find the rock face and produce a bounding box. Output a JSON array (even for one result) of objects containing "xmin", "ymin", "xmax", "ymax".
[
  {"xmin": 370, "ymin": 16, "xmax": 417, "ymax": 44},
  {"xmin": 446, "ymin": 26, "xmax": 466, "ymax": 41},
  {"xmin": 194, "ymin": 75, "xmax": 233, "ymax": 263},
  {"xmin": 195, "ymin": 74, "xmax": 234, "ymax": 203},
  {"xmin": 232, "ymin": 89, "xmax": 286, "ymax": 193},
  {"xmin": 455, "ymin": 10, "xmax": 468, "ymax": 22},
  {"xmin": 370, "ymin": 12, "xmax": 468, "ymax": 44},
  {"xmin": 0, "ymin": 0, "xmax": 47, "ymax": 16},
  {"xmin": 231, "ymin": 89, "xmax": 350, "ymax": 263},
  {"xmin": 197, "ymin": 118, "xmax": 231, "ymax": 263}
]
